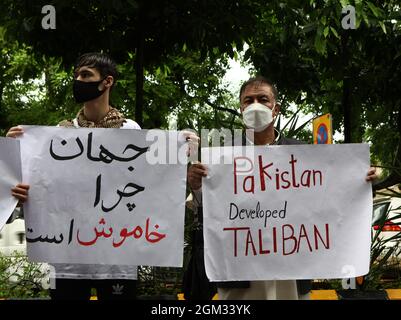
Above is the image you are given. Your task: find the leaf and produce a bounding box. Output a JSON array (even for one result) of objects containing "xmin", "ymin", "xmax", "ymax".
[
  {"xmin": 367, "ymin": 1, "xmax": 381, "ymax": 18},
  {"xmin": 314, "ymin": 34, "xmax": 326, "ymax": 55},
  {"xmin": 362, "ymin": 9, "xmax": 370, "ymax": 27},
  {"xmin": 163, "ymin": 64, "xmax": 171, "ymax": 76},
  {"xmin": 233, "ymin": 50, "xmax": 239, "ymax": 61},
  {"xmin": 301, "ymin": 22, "xmax": 316, "ymax": 34},
  {"xmin": 379, "ymin": 21, "xmax": 387, "ymax": 34},
  {"xmin": 127, "ymin": 0, "xmax": 138, "ymax": 9},
  {"xmin": 323, "ymin": 26, "xmax": 329, "ymax": 38},
  {"xmin": 330, "ymin": 26, "xmax": 340, "ymax": 39},
  {"xmin": 0, "ymin": 26, "xmax": 5, "ymax": 42},
  {"xmin": 280, "ymin": 32, "xmax": 286, "ymax": 44},
  {"xmin": 355, "ymin": 17, "xmax": 361, "ymax": 29}
]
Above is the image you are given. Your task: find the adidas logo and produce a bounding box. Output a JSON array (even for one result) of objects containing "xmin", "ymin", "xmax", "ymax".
[{"xmin": 112, "ymin": 283, "xmax": 124, "ymax": 295}]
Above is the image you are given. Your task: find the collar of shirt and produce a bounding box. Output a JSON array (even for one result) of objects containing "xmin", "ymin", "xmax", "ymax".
[{"xmin": 245, "ymin": 128, "xmax": 281, "ymax": 146}]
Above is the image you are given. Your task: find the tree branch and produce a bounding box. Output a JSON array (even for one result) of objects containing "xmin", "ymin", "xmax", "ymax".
[{"xmin": 205, "ymin": 100, "xmax": 241, "ymax": 118}]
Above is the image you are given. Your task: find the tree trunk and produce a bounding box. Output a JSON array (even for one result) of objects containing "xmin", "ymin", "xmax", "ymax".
[
  {"xmin": 0, "ymin": 75, "xmax": 6, "ymax": 130},
  {"xmin": 135, "ymin": 14, "xmax": 144, "ymax": 127},
  {"xmin": 342, "ymin": 77, "xmax": 352, "ymax": 143},
  {"xmin": 341, "ymin": 32, "xmax": 352, "ymax": 143},
  {"xmin": 373, "ymin": 105, "xmax": 401, "ymax": 190},
  {"xmin": 44, "ymin": 65, "xmax": 53, "ymax": 111}
]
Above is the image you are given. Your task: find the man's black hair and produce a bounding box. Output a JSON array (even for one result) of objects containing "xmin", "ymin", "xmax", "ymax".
[
  {"xmin": 239, "ymin": 76, "xmax": 278, "ymax": 102},
  {"xmin": 74, "ymin": 52, "xmax": 118, "ymax": 87}
]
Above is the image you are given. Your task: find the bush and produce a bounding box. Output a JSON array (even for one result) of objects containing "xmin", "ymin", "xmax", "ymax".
[
  {"xmin": 0, "ymin": 251, "xmax": 49, "ymax": 299},
  {"xmin": 137, "ymin": 266, "xmax": 182, "ymax": 298}
]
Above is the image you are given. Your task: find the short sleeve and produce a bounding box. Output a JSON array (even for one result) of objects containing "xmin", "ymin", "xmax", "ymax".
[{"xmin": 122, "ymin": 119, "xmax": 141, "ymax": 130}]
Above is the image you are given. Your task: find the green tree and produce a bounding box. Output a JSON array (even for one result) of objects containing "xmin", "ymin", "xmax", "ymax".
[
  {"xmin": 2, "ymin": 0, "xmax": 259, "ymax": 126},
  {"xmin": 244, "ymin": 0, "xmax": 401, "ymax": 186}
]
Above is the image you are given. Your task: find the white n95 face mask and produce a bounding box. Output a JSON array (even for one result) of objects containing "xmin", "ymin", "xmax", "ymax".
[{"xmin": 242, "ymin": 102, "xmax": 275, "ymax": 132}]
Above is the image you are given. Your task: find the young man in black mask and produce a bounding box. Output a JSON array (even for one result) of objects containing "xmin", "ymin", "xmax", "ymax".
[{"xmin": 7, "ymin": 52, "xmax": 140, "ymax": 300}]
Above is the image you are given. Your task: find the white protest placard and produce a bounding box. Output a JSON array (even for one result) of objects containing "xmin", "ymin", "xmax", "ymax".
[
  {"xmin": 201, "ymin": 144, "xmax": 373, "ymax": 281},
  {"xmin": 0, "ymin": 137, "xmax": 22, "ymax": 230},
  {"xmin": 20, "ymin": 126, "xmax": 188, "ymax": 266}
]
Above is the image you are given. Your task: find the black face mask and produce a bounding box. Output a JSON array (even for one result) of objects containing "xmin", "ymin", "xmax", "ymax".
[{"xmin": 73, "ymin": 77, "xmax": 107, "ymax": 103}]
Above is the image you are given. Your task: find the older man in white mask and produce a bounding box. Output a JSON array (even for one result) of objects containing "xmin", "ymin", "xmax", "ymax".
[{"xmin": 187, "ymin": 76, "xmax": 378, "ymax": 300}]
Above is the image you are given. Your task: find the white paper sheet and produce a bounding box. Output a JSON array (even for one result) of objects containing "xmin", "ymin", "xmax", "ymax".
[
  {"xmin": 202, "ymin": 144, "xmax": 373, "ymax": 281},
  {"xmin": 0, "ymin": 137, "xmax": 22, "ymax": 230},
  {"xmin": 20, "ymin": 126, "xmax": 187, "ymax": 266}
]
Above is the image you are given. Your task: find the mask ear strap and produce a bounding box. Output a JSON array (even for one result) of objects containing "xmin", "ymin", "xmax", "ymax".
[
  {"xmin": 271, "ymin": 103, "xmax": 276, "ymax": 118},
  {"xmin": 272, "ymin": 102, "xmax": 280, "ymax": 119}
]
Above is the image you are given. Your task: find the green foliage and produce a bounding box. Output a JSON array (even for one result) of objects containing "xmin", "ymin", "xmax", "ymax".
[
  {"xmin": 245, "ymin": 0, "xmax": 401, "ymax": 161},
  {"xmin": 0, "ymin": 16, "xmax": 239, "ymax": 131},
  {"xmin": 137, "ymin": 266, "xmax": 182, "ymax": 298},
  {"xmin": 0, "ymin": 252, "xmax": 49, "ymax": 299},
  {"xmin": 1, "ymin": 0, "xmax": 256, "ymax": 66},
  {"xmin": 112, "ymin": 50, "xmax": 236, "ymax": 129},
  {"xmin": 365, "ymin": 188, "xmax": 401, "ymax": 290},
  {"xmin": 0, "ymin": 36, "xmax": 77, "ymax": 129},
  {"xmin": 0, "ymin": 1, "xmax": 400, "ymax": 169}
]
